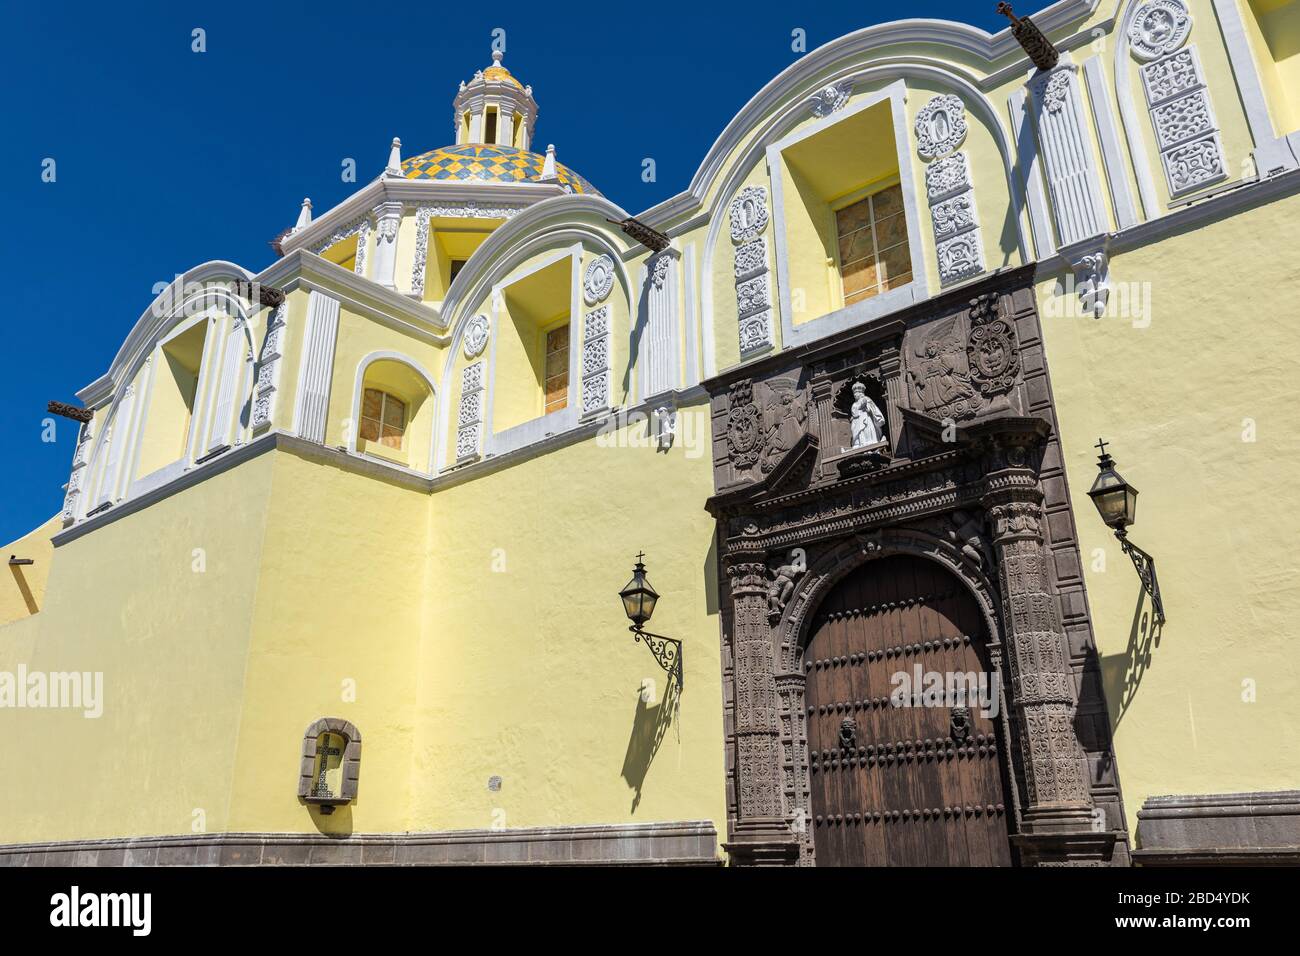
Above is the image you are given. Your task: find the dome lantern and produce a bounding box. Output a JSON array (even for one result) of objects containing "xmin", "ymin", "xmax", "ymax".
[{"xmin": 454, "ymin": 49, "xmax": 538, "ymax": 150}]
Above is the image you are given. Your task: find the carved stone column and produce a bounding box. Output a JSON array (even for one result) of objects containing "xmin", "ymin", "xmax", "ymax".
[
  {"xmin": 724, "ymin": 559, "xmax": 800, "ymax": 866},
  {"xmin": 878, "ymin": 339, "xmax": 904, "ymax": 454},
  {"xmin": 809, "ymin": 374, "xmax": 835, "ymax": 480},
  {"xmin": 774, "ymin": 671, "xmax": 814, "ymax": 865},
  {"xmin": 981, "ymin": 440, "xmax": 1114, "ymax": 865}
]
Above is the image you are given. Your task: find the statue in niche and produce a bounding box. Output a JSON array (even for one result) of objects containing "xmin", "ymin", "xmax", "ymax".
[{"xmin": 849, "ymin": 381, "xmax": 887, "ymax": 448}]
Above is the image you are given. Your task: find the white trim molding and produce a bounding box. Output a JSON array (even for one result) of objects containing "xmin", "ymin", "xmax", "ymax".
[{"xmin": 1210, "ymin": 0, "xmax": 1298, "ymax": 178}]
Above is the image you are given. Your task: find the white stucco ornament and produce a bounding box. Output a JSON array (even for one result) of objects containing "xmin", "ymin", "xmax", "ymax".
[
  {"xmin": 1128, "ymin": 0, "xmax": 1192, "ymax": 62},
  {"xmin": 583, "ymin": 254, "xmax": 615, "ymax": 305},
  {"xmin": 463, "ymin": 314, "xmax": 490, "ymax": 358},
  {"xmin": 914, "ymin": 94, "xmax": 968, "ymax": 161},
  {"xmin": 728, "ymin": 186, "xmax": 769, "ymax": 244}
]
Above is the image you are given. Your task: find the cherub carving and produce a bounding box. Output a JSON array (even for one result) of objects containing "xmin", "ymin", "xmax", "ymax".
[
  {"xmin": 948, "ymin": 509, "xmax": 993, "ymax": 570},
  {"xmin": 767, "ymin": 552, "xmax": 806, "ymax": 617}
]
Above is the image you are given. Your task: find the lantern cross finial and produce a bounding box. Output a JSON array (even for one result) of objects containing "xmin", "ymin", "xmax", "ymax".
[
  {"xmin": 1094, "ymin": 437, "xmax": 1109, "ymax": 456},
  {"xmin": 635, "ymin": 551, "xmax": 645, "ymax": 564}
]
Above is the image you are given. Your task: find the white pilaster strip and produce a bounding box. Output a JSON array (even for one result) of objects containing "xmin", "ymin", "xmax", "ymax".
[
  {"xmin": 205, "ymin": 317, "xmax": 245, "ymax": 454},
  {"xmin": 1008, "ymin": 88, "xmax": 1057, "ymax": 259},
  {"xmin": 293, "ymin": 291, "xmax": 341, "ymax": 444},
  {"xmin": 1082, "ymin": 55, "xmax": 1139, "ymax": 230}
]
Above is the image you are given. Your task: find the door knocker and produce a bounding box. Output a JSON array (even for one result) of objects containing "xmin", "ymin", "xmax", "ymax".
[{"xmin": 949, "ymin": 706, "xmax": 971, "ymax": 743}]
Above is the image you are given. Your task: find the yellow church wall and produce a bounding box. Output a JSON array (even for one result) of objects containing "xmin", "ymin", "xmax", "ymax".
[
  {"xmin": 0, "ymin": 514, "xmax": 62, "ymax": 626},
  {"xmin": 0, "ymin": 453, "xmax": 276, "ymax": 843},
  {"xmin": 224, "ymin": 450, "xmax": 429, "ymax": 835},
  {"xmin": 1037, "ymin": 190, "xmax": 1300, "ymax": 836},
  {"xmin": 410, "ymin": 403, "xmax": 726, "ymax": 839}
]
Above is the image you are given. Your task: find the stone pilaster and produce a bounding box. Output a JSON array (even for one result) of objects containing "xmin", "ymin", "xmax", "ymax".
[
  {"xmin": 981, "ymin": 442, "xmax": 1101, "ymax": 862},
  {"xmin": 724, "ymin": 559, "xmax": 799, "ymax": 866},
  {"xmin": 878, "ymin": 339, "xmax": 904, "ymax": 454}
]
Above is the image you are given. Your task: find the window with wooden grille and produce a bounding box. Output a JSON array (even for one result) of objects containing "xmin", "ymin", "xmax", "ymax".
[
  {"xmin": 359, "ymin": 388, "xmax": 406, "ymax": 449},
  {"xmin": 543, "ymin": 324, "xmax": 569, "ymax": 415},
  {"xmin": 835, "ymin": 182, "xmax": 911, "ymax": 307}
]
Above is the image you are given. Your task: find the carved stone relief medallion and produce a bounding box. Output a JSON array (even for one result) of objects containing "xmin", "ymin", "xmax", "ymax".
[
  {"xmin": 583, "ymin": 254, "xmax": 615, "ymax": 305},
  {"xmin": 729, "ymin": 186, "xmax": 769, "ymax": 244},
  {"xmin": 1128, "ymin": 0, "xmax": 1192, "ymax": 62},
  {"xmin": 463, "ymin": 314, "xmax": 490, "ymax": 358},
  {"xmin": 915, "ymin": 94, "xmax": 968, "ymax": 161}
]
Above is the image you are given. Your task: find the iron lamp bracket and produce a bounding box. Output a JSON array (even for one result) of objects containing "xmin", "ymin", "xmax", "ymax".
[
  {"xmin": 630, "ymin": 626, "xmax": 683, "ymax": 691},
  {"xmin": 1116, "ymin": 530, "xmax": 1166, "ymax": 626}
]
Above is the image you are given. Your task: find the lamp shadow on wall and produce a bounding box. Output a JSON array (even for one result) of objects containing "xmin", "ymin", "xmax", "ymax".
[
  {"xmin": 621, "ymin": 676, "xmax": 680, "ymax": 813},
  {"xmin": 1099, "ymin": 589, "xmax": 1165, "ymax": 732},
  {"xmin": 8, "ymin": 564, "xmax": 38, "ymax": 615}
]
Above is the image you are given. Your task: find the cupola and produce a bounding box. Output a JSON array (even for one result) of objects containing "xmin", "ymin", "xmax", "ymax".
[{"xmin": 453, "ymin": 50, "xmax": 538, "ymax": 150}]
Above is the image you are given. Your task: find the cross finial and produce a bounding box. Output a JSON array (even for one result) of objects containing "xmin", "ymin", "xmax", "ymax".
[
  {"xmin": 635, "ymin": 551, "xmax": 646, "ymax": 563},
  {"xmin": 1094, "ymin": 437, "xmax": 1109, "ymax": 456}
]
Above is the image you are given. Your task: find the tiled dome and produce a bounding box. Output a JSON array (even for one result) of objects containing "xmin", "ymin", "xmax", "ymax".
[{"xmin": 401, "ymin": 144, "xmax": 597, "ymax": 195}]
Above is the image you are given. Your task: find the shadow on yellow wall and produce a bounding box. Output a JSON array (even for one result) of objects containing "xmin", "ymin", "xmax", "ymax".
[
  {"xmin": 621, "ymin": 677, "xmax": 680, "ymax": 814},
  {"xmin": 1100, "ymin": 590, "xmax": 1166, "ymax": 733}
]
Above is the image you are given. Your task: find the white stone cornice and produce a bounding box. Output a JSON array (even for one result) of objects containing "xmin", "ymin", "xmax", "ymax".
[
  {"xmin": 256, "ymin": 249, "xmax": 448, "ymax": 342},
  {"xmin": 279, "ymin": 179, "xmax": 569, "ymax": 257}
]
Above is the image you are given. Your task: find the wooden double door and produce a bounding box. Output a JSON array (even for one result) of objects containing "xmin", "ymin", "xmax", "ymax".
[{"xmin": 804, "ymin": 554, "xmax": 1016, "ymax": 866}]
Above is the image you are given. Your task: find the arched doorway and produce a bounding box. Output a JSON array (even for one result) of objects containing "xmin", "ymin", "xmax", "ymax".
[{"xmin": 803, "ymin": 554, "xmax": 1015, "ymax": 866}]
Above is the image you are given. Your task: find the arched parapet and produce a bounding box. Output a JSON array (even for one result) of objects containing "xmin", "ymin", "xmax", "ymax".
[
  {"xmin": 77, "ymin": 260, "xmax": 260, "ymax": 410},
  {"xmin": 697, "ymin": 61, "xmax": 1034, "ymax": 375},
  {"xmin": 434, "ymin": 194, "xmax": 641, "ymax": 472}
]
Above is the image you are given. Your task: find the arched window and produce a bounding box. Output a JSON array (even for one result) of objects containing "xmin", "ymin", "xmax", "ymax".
[
  {"xmin": 351, "ymin": 354, "xmax": 436, "ymax": 473},
  {"xmin": 297, "ymin": 718, "xmax": 361, "ymax": 814}
]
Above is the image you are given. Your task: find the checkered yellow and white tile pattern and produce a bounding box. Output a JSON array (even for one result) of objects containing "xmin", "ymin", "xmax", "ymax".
[{"xmin": 401, "ymin": 144, "xmax": 596, "ymax": 195}]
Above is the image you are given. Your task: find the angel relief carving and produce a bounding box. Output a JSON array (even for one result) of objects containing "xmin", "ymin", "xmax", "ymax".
[
  {"xmin": 905, "ymin": 294, "xmax": 1021, "ymax": 423},
  {"xmin": 759, "ymin": 381, "xmax": 808, "ymax": 474},
  {"xmin": 724, "ymin": 377, "xmax": 811, "ymax": 477}
]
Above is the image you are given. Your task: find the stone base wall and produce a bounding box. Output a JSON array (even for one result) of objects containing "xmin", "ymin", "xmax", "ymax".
[
  {"xmin": 1133, "ymin": 791, "xmax": 1300, "ymax": 866},
  {"xmin": 0, "ymin": 821, "xmax": 720, "ymax": 867}
]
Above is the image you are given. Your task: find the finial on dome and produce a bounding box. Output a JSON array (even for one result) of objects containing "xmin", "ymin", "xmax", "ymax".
[
  {"xmin": 540, "ymin": 144, "xmax": 558, "ymax": 182},
  {"xmin": 492, "ymin": 49, "xmax": 504, "ymax": 65},
  {"xmin": 386, "ymin": 137, "xmax": 403, "ymax": 178},
  {"xmin": 294, "ymin": 197, "xmax": 312, "ymax": 232}
]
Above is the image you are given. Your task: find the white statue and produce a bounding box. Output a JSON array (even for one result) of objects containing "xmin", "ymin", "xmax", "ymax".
[{"xmin": 850, "ymin": 382, "xmax": 886, "ymax": 448}]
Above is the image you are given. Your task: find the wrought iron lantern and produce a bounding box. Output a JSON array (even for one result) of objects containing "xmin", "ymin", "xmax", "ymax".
[
  {"xmin": 619, "ymin": 553, "xmax": 682, "ymax": 690},
  {"xmin": 1087, "ymin": 440, "xmax": 1165, "ymax": 625}
]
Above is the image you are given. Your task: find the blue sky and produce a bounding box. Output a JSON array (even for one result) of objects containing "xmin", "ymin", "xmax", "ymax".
[{"xmin": 0, "ymin": 0, "xmax": 1007, "ymax": 543}]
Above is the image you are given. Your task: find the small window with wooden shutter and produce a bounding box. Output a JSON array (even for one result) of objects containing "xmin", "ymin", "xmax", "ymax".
[
  {"xmin": 543, "ymin": 323, "xmax": 569, "ymax": 415},
  {"xmin": 359, "ymin": 388, "xmax": 406, "ymax": 449}
]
